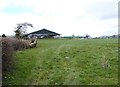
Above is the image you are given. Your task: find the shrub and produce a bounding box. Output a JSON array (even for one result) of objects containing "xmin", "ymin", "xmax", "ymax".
[
  {"xmin": 1, "ymin": 38, "xmax": 30, "ymax": 73},
  {"xmin": 11, "ymin": 39, "xmax": 30, "ymax": 51},
  {"xmin": 1, "ymin": 38, "xmax": 31, "ymax": 85},
  {"xmin": 1, "ymin": 38, "xmax": 15, "ymax": 73}
]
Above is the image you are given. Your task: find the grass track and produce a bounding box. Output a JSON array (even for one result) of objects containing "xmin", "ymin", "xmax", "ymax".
[{"xmin": 3, "ymin": 38, "xmax": 118, "ymax": 85}]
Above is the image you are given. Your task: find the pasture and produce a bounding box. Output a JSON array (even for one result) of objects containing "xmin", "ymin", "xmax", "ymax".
[{"xmin": 3, "ymin": 38, "xmax": 118, "ymax": 85}]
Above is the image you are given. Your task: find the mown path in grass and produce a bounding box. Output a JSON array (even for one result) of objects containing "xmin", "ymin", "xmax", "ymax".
[{"xmin": 5, "ymin": 38, "xmax": 118, "ymax": 85}]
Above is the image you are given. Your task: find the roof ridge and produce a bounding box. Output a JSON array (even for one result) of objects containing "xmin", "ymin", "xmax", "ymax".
[{"xmin": 25, "ymin": 29, "xmax": 60, "ymax": 36}]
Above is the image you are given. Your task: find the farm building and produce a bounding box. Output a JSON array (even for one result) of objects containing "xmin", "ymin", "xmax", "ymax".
[{"xmin": 25, "ymin": 29, "xmax": 60, "ymax": 38}]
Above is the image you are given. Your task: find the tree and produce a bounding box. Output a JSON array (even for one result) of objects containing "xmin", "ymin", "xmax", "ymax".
[
  {"xmin": 85, "ymin": 34, "xmax": 91, "ymax": 38},
  {"xmin": 14, "ymin": 22, "xmax": 33, "ymax": 39},
  {"xmin": 2, "ymin": 34, "xmax": 7, "ymax": 38},
  {"xmin": 72, "ymin": 33, "xmax": 74, "ymax": 38}
]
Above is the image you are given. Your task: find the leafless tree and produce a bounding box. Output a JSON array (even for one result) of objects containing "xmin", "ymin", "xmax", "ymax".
[{"xmin": 14, "ymin": 22, "xmax": 33, "ymax": 39}]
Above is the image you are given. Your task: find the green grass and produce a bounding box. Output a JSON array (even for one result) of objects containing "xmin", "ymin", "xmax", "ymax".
[{"xmin": 3, "ymin": 38, "xmax": 118, "ymax": 85}]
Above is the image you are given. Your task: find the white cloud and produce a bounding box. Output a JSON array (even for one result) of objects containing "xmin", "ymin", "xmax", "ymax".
[{"xmin": 0, "ymin": 0, "xmax": 118, "ymax": 37}]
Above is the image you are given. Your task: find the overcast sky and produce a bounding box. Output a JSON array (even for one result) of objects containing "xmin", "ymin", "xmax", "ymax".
[{"xmin": 0, "ymin": 0, "xmax": 118, "ymax": 37}]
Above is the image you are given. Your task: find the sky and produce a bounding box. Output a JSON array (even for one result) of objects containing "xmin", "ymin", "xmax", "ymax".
[{"xmin": 0, "ymin": 0, "xmax": 118, "ymax": 37}]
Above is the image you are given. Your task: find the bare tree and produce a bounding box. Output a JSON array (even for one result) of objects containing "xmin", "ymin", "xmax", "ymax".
[{"xmin": 14, "ymin": 22, "xmax": 33, "ymax": 39}]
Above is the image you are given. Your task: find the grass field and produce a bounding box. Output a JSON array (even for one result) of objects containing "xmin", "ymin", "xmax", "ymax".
[{"xmin": 3, "ymin": 38, "xmax": 118, "ymax": 85}]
